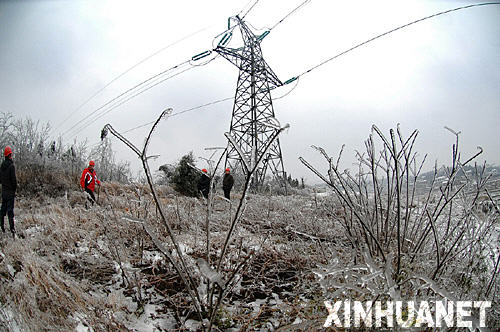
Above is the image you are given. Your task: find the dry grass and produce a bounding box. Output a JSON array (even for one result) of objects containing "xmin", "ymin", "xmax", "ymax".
[
  {"xmin": 0, "ymin": 184, "xmax": 333, "ymax": 331},
  {"xmin": 0, "ymin": 181, "xmax": 498, "ymax": 331}
]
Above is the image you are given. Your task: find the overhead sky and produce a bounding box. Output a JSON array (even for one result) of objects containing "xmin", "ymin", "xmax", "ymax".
[{"xmin": 1, "ymin": 0, "xmax": 499, "ymax": 183}]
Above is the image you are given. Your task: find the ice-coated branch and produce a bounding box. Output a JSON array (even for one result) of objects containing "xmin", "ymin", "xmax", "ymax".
[
  {"xmin": 103, "ymin": 109, "xmax": 206, "ymax": 326},
  {"xmin": 102, "ymin": 124, "xmax": 141, "ymax": 156},
  {"xmin": 142, "ymin": 108, "xmax": 172, "ymax": 156},
  {"xmin": 224, "ymin": 132, "xmax": 250, "ymax": 173},
  {"xmin": 218, "ymin": 122, "xmax": 290, "ymax": 272}
]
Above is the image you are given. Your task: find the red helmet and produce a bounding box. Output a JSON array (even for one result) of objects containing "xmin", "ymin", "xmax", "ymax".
[
  {"xmin": 89, "ymin": 160, "xmax": 95, "ymax": 166},
  {"xmin": 4, "ymin": 146, "xmax": 12, "ymax": 157},
  {"xmin": 202, "ymin": 169, "xmax": 207, "ymax": 173},
  {"xmin": 225, "ymin": 168, "xmax": 230, "ymax": 172}
]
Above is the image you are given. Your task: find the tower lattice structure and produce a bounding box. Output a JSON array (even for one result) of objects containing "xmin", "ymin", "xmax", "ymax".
[{"xmin": 215, "ymin": 16, "xmax": 286, "ymax": 188}]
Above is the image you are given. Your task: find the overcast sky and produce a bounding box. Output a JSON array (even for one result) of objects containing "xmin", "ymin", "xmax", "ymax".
[{"xmin": 1, "ymin": 0, "xmax": 499, "ymax": 183}]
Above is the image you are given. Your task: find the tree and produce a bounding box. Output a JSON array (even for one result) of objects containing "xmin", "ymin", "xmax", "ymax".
[
  {"xmin": 286, "ymin": 173, "xmax": 300, "ymax": 188},
  {"xmin": 169, "ymin": 152, "xmax": 200, "ymax": 197},
  {"xmin": 90, "ymin": 138, "xmax": 130, "ymax": 182}
]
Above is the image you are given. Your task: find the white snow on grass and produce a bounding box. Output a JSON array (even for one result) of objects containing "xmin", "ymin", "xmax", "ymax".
[
  {"xmin": 24, "ymin": 225, "xmax": 45, "ymax": 237},
  {"xmin": 128, "ymin": 304, "xmax": 176, "ymax": 332},
  {"xmin": 0, "ymin": 307, "xmax": 23, "ymax": 332}
]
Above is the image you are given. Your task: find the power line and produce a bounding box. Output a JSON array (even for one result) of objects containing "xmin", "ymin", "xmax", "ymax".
[
  {"xmin": 270, "ymin": 0, "xmax": 311, "ymax": 31},
  {"xmin": 59, "ymin": 0, "xmax": 309, "ymax": 142},
  {"xmin": 240, "ymin": 0, "xmax": 261, "ymax": 19},
  {"xmin": 53, "ymin": 26, "xmax": 210, "ymax": 136},
  {"xmin": 85, "ymin": 96, "xmax": 234, "ymax": 150},
  {"xmin": 61, "ymin": 2, "xmax": 253, "ymax": 141},
  {"xmin": 237, "ymin": 0, "xmax": 256, "ymax": 17},
  {"xmin": 67, "ymin": 54, "xmax": 222, "ymax": 141},
  {"xmin": 122, "ymin": 96, "xmax": 234, "ymax": 134},
  {"xmin": 66, "ymin": 63, "xmax": 196, "ymax": 140},
  {"xmin": 267, "ymin": 2, "xmax": 500, "ymax": 95},
  {"xmin": 55, "ymin": 1, "xmax": 277, "ymax": 147},
  {"xmin": 61, "ymin": 59, "xmax": 192, "ymax": 138},
  {"xmin": 64, "ymin": 2, "xmax": 500, "ymax": 145},
  {"xmin": 295, "ymin": 2, "xmax": 500, "ymax": 79},
  {"xmin": 241, "ymin": 0, "xmax": 312, "ymax": 37}
]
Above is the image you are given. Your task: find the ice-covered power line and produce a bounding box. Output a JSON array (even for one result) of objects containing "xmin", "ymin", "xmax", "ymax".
[
  {"xmin": 121, "ymin": 96, "xmax": 234, "ymax": 134},
  {"xmin": 64, "ymin": 2, "xmax": 500, "ymax": 152},
  {"xmin": 240, "ymin": 0, "xmax": 261, "ymax": 19},
  {"xmin": 52, "ymin": 26, "xmax": 211, "ymax": 137},
  {"xmin": 65, "ymin": 54, "xmax": 224, "ymax": 141},
  {"xmin": 60, "ymin": 0, "xmax": 312, "ymax": 142},
  {"xmin": 86, "ymin": 96, "xmax": 235, "ymax": 149},
  {"xmin": 275, "ymin": 2, "xmax": 500, "ymax": 90},
  {"xmin": 105, "ymin": 1, "xmax": 500, "ymax": 140},
  {"xmin": 62, "ymin": 60, "xmax": 193, "ymax": 140},
  {"xmin": 269, "ymin": 0, "xmax": 310, "ymax": 31},
  {"xmin": 59, "ymin": 1, "xmax": 259, "ymax": 142}
]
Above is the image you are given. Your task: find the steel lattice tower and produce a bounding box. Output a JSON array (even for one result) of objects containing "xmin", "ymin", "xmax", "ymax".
[{"xmin": 215, "ymin": 16, "xmax": 286, "ymax": 188}]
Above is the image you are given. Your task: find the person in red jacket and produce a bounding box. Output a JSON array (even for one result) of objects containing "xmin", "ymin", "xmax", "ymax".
[{"xmin": 80, "ymin": 160, "xmax": 101, "ymax": 205}]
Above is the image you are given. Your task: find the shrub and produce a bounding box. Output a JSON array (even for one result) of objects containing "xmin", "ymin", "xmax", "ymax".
[
  {"xmin": 0, "ymin": 112, "xmax": 131, "ymax": 198},
  {"xmin": 168, "ymin": 152, "xmax": 200, "ymax": 197}
]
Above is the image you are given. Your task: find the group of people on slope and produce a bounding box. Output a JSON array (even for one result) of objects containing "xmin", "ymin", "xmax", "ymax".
[
  {"xmin": 197, "ymin": 167, "xmax": 234, "ymax": 200},
  {"xmin": 80, "ymin": 161, "xmax": 235, "ymax": 204},
  {"xmin": 0, "ymin": 150, "xmax": 101, "ymax": 239},
  {"xmin": 78, "ymin": 161, "xmax": 235, "ymax": 204},
  {"xmin": 80, "ymin": 160, "xmax": 235, "ymax": 204},
  {"xmin": 80, "ymin": 162, "xmax": 236, "ymax": 203},
  {"xmin": 0, "ymin": 147, "xmax": 236, "ymax": 239}
]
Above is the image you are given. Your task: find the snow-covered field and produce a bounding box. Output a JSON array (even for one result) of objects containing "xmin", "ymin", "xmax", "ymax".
[{"xmin": 0, "ymin": 182, "xmax": 498, "ymax": 331}]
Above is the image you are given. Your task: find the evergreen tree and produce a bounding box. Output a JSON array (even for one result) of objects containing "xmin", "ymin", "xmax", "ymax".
[{"xmin": 169, "ymin": 152, "xmax": 200, "ymax": 197}]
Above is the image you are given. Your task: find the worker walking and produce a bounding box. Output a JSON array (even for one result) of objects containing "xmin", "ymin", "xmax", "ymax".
[
  {"xmin": 80, "ymin": 160, "xmax": 101, "ymax": 206},
  {"xmin": 222, "ymin": 168, "xmax": 234, "ymax": 200},
  {"xmin": 1, "ymin": 146, "xmax": 17, "ymax": 237},
  {"xmin": 197, "ymin": 169, "xmax": 211, "ymax": 199}
]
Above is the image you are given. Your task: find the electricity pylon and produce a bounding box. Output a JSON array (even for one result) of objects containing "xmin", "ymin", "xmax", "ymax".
[{"xmin": 215, "ymin": 15, "xmax": 286, "ymax": 190}]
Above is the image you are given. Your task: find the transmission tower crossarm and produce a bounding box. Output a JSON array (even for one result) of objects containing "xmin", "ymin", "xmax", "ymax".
[
  {"xmin": 214, "ymin": 45, "xmax": 282, "ymax": 89},
  {"xmin": 214, "ymin": 46, "xmax": 246, "ymax": 67},
  {"xmin": 263, "ymin": 61, "xmax": 282, "ymax": 88}
]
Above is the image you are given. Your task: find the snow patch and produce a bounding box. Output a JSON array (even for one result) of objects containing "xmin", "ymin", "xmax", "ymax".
[
  {"xmin": 0, "ymin": 307, "xmax": 22, "ymax": 332},
  {"xmin": 6, "ymin": 264, "xmax": 16, "ymax": 277},
  {"xmin": 143, "ymin": 250, "xmax": 163, "ymax": 265},
  {"xmin": 24, "ymin": 225, "xmax": 45, "ymax": 237},
  {"xmin": 129, "ymin": 304, "xmax": 176, "ymax": 332},
  {"xmin": 171, "ymin": 243, "xmax": 193, "ymax": 257}
]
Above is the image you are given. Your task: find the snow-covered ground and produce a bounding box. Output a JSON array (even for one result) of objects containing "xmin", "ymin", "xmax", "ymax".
[{"xmin": 0, "ymin": 182, "xmax": 498, "ymax": 331}]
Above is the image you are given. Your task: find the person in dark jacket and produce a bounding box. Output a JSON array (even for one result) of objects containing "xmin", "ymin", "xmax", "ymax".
[
  {"xmin": 1, "ymin": 146, "xmax": 17, "ymax": 237},
  {"xmin": 222, "ymin": 168, "xmax": 234, "ymax": 200},
  {"xmin": 197, "ymin": 169, "xmax": 211, "ymax": 199},
  {"xmin": 80, "ymin": 160, "xmax": 101, "ymax": 205}
]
